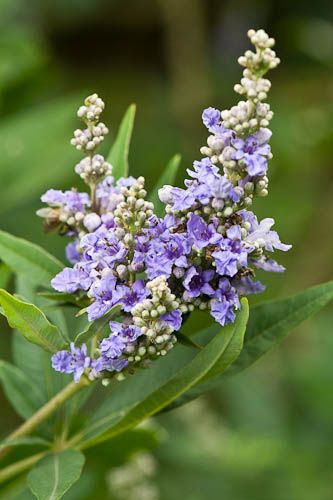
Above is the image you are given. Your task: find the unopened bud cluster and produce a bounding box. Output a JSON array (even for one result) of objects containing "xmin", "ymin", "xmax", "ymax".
[
  {"xmin": 131, "ymin": 277, "xmax": 179, "ymax": 358},
  {"xmin": 77, "ymin": 93, "xmax": 105, "ymax": 122},
  {"xmin": 71, "ymin": 94, "xmax": 112, "ymax": 191},
  {"xmin": 222, "ymin": 28, "xmax": 279, "ymax": 135},
  {"xmin": 114, "ymin": 177, "xmax": 154, "ymax": 233},
  {"xmin": 75, "ymin": 154, "xmax": 112, "ymax": 185}
]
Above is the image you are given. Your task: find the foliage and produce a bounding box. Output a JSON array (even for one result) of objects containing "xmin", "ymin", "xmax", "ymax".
[
  {"xmin": 0, "ymin": 105, "xmax": 332, "ymax": 498},
  {"xmin": 0, "ymin": 13, "xmax": 333, "ymax": 498}
]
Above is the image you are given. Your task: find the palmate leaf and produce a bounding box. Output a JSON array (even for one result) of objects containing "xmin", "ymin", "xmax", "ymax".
[
  {"xmin": 0, "ymin": 361, "xmax": 45, "ymax": 419},
  {"xmin": 0, "ymin": 230, "xmax": 63, "ymax": 288},
  {"xmin": 27, "ymin": 449, "xmax": 85, "ymax": 500},
  {"xmin": 0, "ymin": 289, "xmax": 67, "ymax": 353},
  {"xmin": 166, "ymin": 280, "xmax": 333, "ymax": 410},
  {"xmin": 77, "ymin": 299, "xmax": 248, "ymax": 449},
  {"xmin": 107, "ymin": 104, "xmax": 136, "ymax": 179},
  {"xmin": 148, "ymin": 154, "xmax": 181, "ymax": 217}
]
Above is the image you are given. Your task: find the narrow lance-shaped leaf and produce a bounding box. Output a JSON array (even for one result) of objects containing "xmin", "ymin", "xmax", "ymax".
[
  {"xmin": 228, "ymin": 279, "xmax": 333, "ymax": 376},
  {"xmin": 168, "ymin": 280, "xmax": 333, "ymax": 411},
  {"xmin": 175, "ymin": 331, "xmax": 203, "ymax": 350},
  {"xmin": 0, "ymin": 361, "xmax": 46, "ymax": 420},
  {"xmin": 0, "ymin": 230, "xmax": 63, "ymax": 288},
  {"xmin": 0, "ymin": 289, "xmax": 67, "ymax": 353},
  {"xmin": 162, "ymin": 299, "xmax": 249, "ymax": 411},
  {"xmin": 107, "ymin": 104, "xmax": 136, "ymax": 179},
  {"xmin": 148, "ymin": 154, "xmax": 181, "ymax": 217},
  {"xmin": 27, "ymin": 449, "xmax": 85, "ymax": 500},
  {"xmin": 78, "ymin": 300, "xmax": 248, "ymax": 448}
]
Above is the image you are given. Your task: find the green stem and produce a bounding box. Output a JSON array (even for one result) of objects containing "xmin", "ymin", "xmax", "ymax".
[
  {"xmin": 0, "ymin": 452, "xmax": 47, "ymax": 484},
  {"xmin": 0, "ymin": 377, "xmax": 91, "ymax": 460}
]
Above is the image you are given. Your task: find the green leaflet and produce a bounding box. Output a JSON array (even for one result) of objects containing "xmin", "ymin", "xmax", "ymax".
[
  {"xmin": 0, "ymin": 289, "xmax": 67, "ymax": 353},
  {"xmin": 74, "ymin": 305, "xmax": 122, "ymax": 345},
  {"xmin": 37, "ymin": 292, "xmax": 90, "ymax": 309},
  {"xmin": 16, "ymin": 276, "xmax": 69, "ymax": 340},
  {"xmin": 167, "ymin": 280, "xmax": 333, "ymax": 410},
  {"xmin": 175, "ymin": 331, "xmax": 203, "ymax": 350},
  {"xmin": 228, "ymin": 279, "xmax": 333, "ymax": 375},
  {"xmin": 0, "ymin": 230, "xmax": 63, "ymax": 288},
  {"xmin": 12, "ymin": 277, "xmax": 69, "ymax": 402},
  {"xmin": 0, "ymin": 361, "xmax": 45, "ymax": 420},
  {"xmin": 107, "ymin": 104, "xmax": 136, "ymax": 179},
  {"xmin": 148, "ymin": 154, "xmax": 181, "ymax": 217},
  {"xmin": 27, "ymin": 449, "xmax": 85, "ymax": 500},
  {"xmin": 0, "ymin": 437, "xmax": 51, "ymax": 451},
  {"xmin": 197, "ymin": 298, "xmax": 249, "ymax": 382},
  {"xmin": 0, "ymin": 262, "xmax": 11, "ymax": 289},
  {"xmin": 77, "ymin": 300, "xmax": 248, "ymax": 449}
]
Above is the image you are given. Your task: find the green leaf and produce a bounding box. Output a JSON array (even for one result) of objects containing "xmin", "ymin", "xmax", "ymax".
[
  {"xmin": 75, "ymin": 305, "xmax": 122, "ymax": 345},
  {"xmin": 107, "ymin": 104, "xmax": 136, "ymax": 179},
  {"xmin": 0, "ymin": 289, "xmax": 67, "ymax": 353},
  {"xmin": 79, "ymin": 300, "xmax": 248, "ymax": 448},
  {"xmin": 12, "ymin": 277, "xmax": 69, "ymax": 402},
  {"xmin": 17, "ymin": 276, "xmax": 69, "ymax": 342},
  {"xmin": 0, "ymin": 230, "xmax": 63, "ymax": 288},
  {"xmin": 175, "ymin": 331, "xmax": 203, "ymax": 350},
  {"xmin": 37, "ymin": 292, "xmax": 89, "ymax": 309},
  {"xmin": 162, "ymin": 299, "xmax": 249, "ymax": 411},
  {"xmin": 229, "ymin": 280, "xmax": 333, "ymax": 376},
  {"xmin": 169, "ymin": 281, "xmax": 333, "ymax": 409},
  {"xmin": 87, "ymin": 427, "xmax": 162, "ymax": 468},
  {"xmin": 148, "ymin": 154, "xmax": 181, "ymax": 217},
  {"xmin": 27, "ymin": 449, "xmax": 85, "ymax": 500},
  {"xmin": 0, "ymin": 437, "xmax": 50, "ymax": 451},
  {"xmin": 0, "ymin": 262, "xmax": 11, "ymax": 289},
  {"xmin": 0, "ymin": 361, "xmax": 45, "ymax": 419}
]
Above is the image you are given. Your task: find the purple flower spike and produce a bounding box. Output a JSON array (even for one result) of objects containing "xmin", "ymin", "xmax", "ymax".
[
  {"xmin": 187, "ymin": 214, "xmax": 217, "ymax": 250},
  {"xmin": 210, "ymin": 279, "xmax": 240, "ymax": 326},
  {"xmin": 51, "ymin": 351, "xmax": 72, "ymax": 373},
  {"xmin": 231, "ymin": 128, "xmax": 272, "ymax": 177},
  {"xmin": 184, "ymin": 267, "xmax": 215, "ymax": 298},
  {"xmin": 114, "ymin": 280, "xmax": 149, "ymax": 312},
  {"xmin": 99, "ymin": 334, "xmax": 125, "ymax": 358},
  {"xmin": 51, "ymin": 266, "xmax": 91, "ymax": 293},
  {"xmin": 202, "ymin": 107, "xmax": 221, "ymax": 130},
  {"xmin": 52, "ymin": 343, "xmax": 91, "ymax": 383},
  {"xmin": 109, "ymin": 322, "xmax": 142, "ymax": 343},
  {"xmin": 87, "ymin": 273, "xmax": 118, "ymax": 321},
  {"xmin": 160, "ymin": 310, "xmax": 182, "ymax": 332}
]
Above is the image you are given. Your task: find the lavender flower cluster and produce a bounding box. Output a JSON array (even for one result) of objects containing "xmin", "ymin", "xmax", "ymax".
[{"xmin": 39, "ymin": 30, "xmax": 291, "ymax": 384}]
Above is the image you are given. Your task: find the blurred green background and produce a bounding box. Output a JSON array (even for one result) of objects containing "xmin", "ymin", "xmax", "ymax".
[{"xmin": 1, "ymin": 0, "xmax": 333, "ymax": 498}]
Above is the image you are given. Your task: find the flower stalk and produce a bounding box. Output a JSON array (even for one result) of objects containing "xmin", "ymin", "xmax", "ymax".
[
  {"xmin": 0, "ymin": 452, "xmax": 48, "ymax": 485},
  {"xmin": 0, "ymin": 377, "xmax": 91, "ymax": 460}
]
